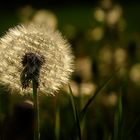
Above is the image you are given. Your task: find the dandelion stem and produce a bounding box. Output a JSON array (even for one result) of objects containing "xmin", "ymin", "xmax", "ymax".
[{"xmin": 32, "ymin": 80, "xmax": 40, "ymax": 140}]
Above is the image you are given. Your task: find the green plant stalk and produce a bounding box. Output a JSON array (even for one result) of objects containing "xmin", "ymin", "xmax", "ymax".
[
  {"xmin": 55, "ymin": 107, "xmax": 60, "ymax": 140},
  {"xmin": 69, "ymin": 85, "xmax": 81, "ymax": 140},
  {"xmin": 32, "ymin": 80, "xmax": 40, "ymax": 140}
]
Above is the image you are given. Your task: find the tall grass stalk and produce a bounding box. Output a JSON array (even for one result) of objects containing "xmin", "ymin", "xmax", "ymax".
[
  {"xmin": 32, "ymin": 80, "xmax": 40, "ymax": 140},
  {"xmin": 69, "ymin": 85, "xmax": 81, "ymax": 140}
]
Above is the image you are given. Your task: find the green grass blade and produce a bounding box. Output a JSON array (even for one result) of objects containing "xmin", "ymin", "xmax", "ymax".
[
  {"xmin": 69, "ymin": 85, "xmax": 81, "ymax": 140},
  {"xmin": 79, "ymin": 72, "xmax": 116, "ymax": 121}
]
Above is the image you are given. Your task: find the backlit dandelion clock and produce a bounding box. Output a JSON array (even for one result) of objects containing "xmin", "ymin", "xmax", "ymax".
[
  {"xmin": 0, "ymin": 24, "xmax": 74, "ymax": 96},
  {"xmin": 0, "ymin": 23, "xmax": 74, "ymax": 140}
]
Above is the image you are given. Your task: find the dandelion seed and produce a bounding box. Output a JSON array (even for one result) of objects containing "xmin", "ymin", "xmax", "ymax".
[{"xmin": 0, "ymin": 24, "xmax": 74, "ymax": 95}]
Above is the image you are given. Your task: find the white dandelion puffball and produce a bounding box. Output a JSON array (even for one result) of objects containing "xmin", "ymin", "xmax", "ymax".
[{"xmin": 0, "ymin": 24, "xmax": 74, "ymax": 95}]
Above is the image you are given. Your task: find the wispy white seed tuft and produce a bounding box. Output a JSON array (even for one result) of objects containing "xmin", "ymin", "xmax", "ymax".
[{"xmin": 0, "ymin": 24, "xmax": 74, "ymax": 95}]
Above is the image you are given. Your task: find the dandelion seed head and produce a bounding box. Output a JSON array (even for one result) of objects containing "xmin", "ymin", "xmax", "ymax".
[{"xmin": 0, "ymin": 24, "xmax": 74, "ymax": 95}]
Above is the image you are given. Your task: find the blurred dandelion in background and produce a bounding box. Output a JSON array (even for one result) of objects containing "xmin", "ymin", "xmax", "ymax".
[
  {"xmin": 94, "ymin": 8, "xmax": 105, "ymax": 22},
  {"xmin": 32, "ymin": 10, "xmax": 58, "ymax": 29},
  {"xmin": 114, "ymin": 47, "xmax": 127, "ymax": 67},
  {"xmin": 66, "ymin": 80, "xmax": 96, "ymax": 97},
  {"xmin": 18, "ymin": 5, "xmax": 34, "ymax": 23},
  {"xmin": 18, "ymin": 6, "xmax": 58, "ymax": 29},
  {"xmin": 90, "ymin": 27, "xmax": 104, "ymax": 41},
  {"xmin": 129, "ymin": 64, "xmax": 140, "ymax": 85},
  {"xmin": 106, "ymin": 5, "xmax": 122, "ymax": 26},
  {"xmin": 75, "ymin": 57, "xmax": 92, "ymax": 82},
  {"xmin": 101, "ymin": 92, "xmax": 118, "ymax": 107},
  {"xmin": 0, "ymin": 23, "xmax": 74, "ymax": 95}
]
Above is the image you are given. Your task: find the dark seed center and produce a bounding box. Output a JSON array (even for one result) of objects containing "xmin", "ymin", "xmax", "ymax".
[{"xmin": 20, "ymin": 52, "xmax": 45, "ymax": 89}]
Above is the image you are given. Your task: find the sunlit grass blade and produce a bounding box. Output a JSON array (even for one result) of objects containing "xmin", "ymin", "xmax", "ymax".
[
  {"xmin": 69, "ymin": 85, "xmax": 81, "ymax": 140},
  {"xmin": 55, "ymin": 106, "xmax": 60, "ymax": 140},
  {"xmin": 79, "ymin": 71, "xmax": 117, "ymax": 121}
]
